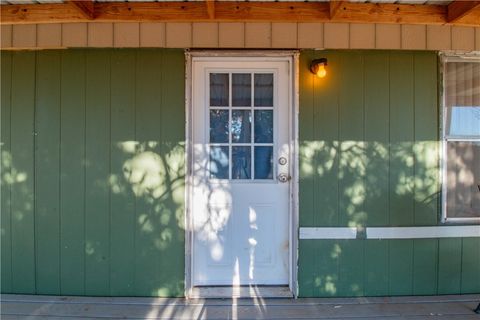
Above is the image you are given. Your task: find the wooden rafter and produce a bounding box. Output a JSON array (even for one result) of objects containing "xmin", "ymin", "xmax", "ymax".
[
  {"xmin": 206, "ymin": 0, "xmax": 215, "ymax": 20},
  {"xmin": 68, "ymin": 0, "xmax": 94, "ymax": 20},
  {"xmin": 329, "ymin": 1, "xmax": 344, "ymax": 20},
  {"xmin": 0, "ymin": 1, "xmax": 479, "ymax": 26},
  {"xmin": 447, "ymin": 0, "xmax": 480, "ymax": 23}
]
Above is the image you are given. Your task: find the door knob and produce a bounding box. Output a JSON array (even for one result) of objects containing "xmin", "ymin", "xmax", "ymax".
[{"xmin": 278, "ymin": 173, "xmax": 291, "ymax": 183}]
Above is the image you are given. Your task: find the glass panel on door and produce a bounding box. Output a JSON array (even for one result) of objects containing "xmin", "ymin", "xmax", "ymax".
[{"xmin": 208, "ymin": 72, "xmax": 275, "ymax": 180}]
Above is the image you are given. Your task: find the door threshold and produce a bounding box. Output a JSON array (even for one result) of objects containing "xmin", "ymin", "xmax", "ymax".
[{"xmin": 189, "ymin": 285, "xmax": 293, "ymax": 299}]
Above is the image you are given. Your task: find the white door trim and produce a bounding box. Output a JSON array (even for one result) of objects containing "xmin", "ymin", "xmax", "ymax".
[{"xmin": 184, "ymin": 50, "xmax": 299, "ymax": 298}]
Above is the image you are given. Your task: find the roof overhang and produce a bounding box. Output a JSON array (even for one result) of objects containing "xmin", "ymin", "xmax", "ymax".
[{"xmin": 1, "ymin": 1, "xmax": 479, "ymax": 26}]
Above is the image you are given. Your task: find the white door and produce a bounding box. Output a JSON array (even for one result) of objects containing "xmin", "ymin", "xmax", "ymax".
[{"xmin": 191, "ymin": 58, "xmax": 291, "ymax": 286}]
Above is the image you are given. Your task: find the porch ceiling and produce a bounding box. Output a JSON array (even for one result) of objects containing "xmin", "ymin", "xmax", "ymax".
[
  {"xmin": 0, "ymin": 0, "xmax": 456, "ymax": 4},
  {"xmin": 0, "ymin": 0, "xmax": 479, "ymax": 27}
]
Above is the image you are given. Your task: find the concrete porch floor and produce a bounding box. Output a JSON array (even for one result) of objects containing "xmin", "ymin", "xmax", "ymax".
[{"xmin": 1, "ymin": 294, "xmax": 479, "ymax": 320}]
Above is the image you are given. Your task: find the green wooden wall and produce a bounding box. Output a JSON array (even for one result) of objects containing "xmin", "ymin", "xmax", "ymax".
[
  {"xmin": 1, "ymin": 49, "xmax": 185, "ymax": 297},
  {"xmin": 1, "ymin": 49, "xmax": 478, "ymax": 298},
  {"xmin": 298, "ymin": 50, "xmax": 480, "ymax": 297}
]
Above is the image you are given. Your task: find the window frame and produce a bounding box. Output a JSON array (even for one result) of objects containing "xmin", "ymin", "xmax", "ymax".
[{"xmin": 441, "ymin": 54, "xmax": 480, "ymax": 224}]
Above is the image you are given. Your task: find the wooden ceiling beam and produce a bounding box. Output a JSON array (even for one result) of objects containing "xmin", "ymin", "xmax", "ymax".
[
  {"xmin": 329, "ymin": 1, "xmax": 344, "ymax": 20},
  {"xmin": 67, "ymin": 0, "xmax": 94, "ymax": 20},
  {"xmin": 1, "ymin": 1, "xmax": 479, "ymax": 26},
  {"xmin": 447, "ymin": 0, "xmax": 480, "ymax": 23},
  {"xmin": 206, "ymin": 0, "xmax": 215, "ymax": 20},
  {"xmin": 327, "ymin": 1, "xmax": 446, "ymax": 25}
]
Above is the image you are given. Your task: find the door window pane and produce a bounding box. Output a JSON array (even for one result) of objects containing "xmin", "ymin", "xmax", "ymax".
[
  {"xmin": 232, "ymin": 73, "xmax": 251, "ymax": 107},
  {"xmin": 446, "ymin": 141, "xmax": 480, "ymax": 218},
  {"xmin": 232, "ymin": 146, "xmax": 251, "ymax": 179},
  {"xmin": 254, "ymin": 110, "xmax": 273, "ymax": 143},
  {"xmin": 254, "ymin": 146, "xmax": 273, "ymax": 179},
  {"xmin": 254, "ymin": 73, "xmax": 273, "ymax": 107},
  {"xmin": 210, "ymin": 73, "xmax": 229, "ymax": 106},
  {"xmin": 231, "ymin": 110, "xmax": 251, "ymax": 143},
  {"xmin": 210, "ymin": 146, "xmax": 229, "ymax": 179},
  {"xmin": 210, "ymin": 109, "xmax": 229, "ymax": 143},
  {"xmin": 209, "ymin": 71, "xmax": 277, "ymax": 181}
]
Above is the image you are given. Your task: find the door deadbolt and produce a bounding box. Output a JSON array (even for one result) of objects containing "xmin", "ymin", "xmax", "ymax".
[
  {"xmin": 278, "ymin": 157, "xmax": 287, "ymax": 165},
  {"xmin": 278, "ymin": 173, "xmax": 291, "ymax": 183}
]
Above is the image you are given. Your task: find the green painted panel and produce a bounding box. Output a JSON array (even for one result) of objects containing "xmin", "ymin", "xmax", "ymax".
[
  {"xmin": 297, "ymin": 240, "xmax": 316, "ymax": 297},
  {"xmin": 338, "ymin": 52, "xmax": 365, "ymax": 228},
  {"xmin": 85, "ymin": 51, "xmax": 111, "ymax": 295},
  {"xmin": 413, "ymin": 52, "xmax": 439, "ymax": 226},
  {"xmin": 460, "ymin": 238, "xmax": 480, "ymax": 294},
  {"xmin": 159, "ymin": 49, "xmax": 186, "ymax": 297},
  {"xmin": 134, "ymin": 49, "xmax": 164, "ymax": 296},
  {"xmin": 364, "ymin": 52, "xmax": 389, "ymax": 227},
  {"xmin": 314, "ymin": 240, "xmax": 339, "ymax": 297},
  {"xmin": 1, "ymin": 51, "xmax": 13, "ymax": 293},
  {"xmin": 298, "ymin": 51, "xmax": 315, "ymax": 227},
  {"xmin": 60, "ymin": 50, "xmax": 86, "ymax": 295},
  {"xmin": 34, "ymin": 51, "xmax": 61, "ymax": 294},
  {"xmin": 389, "ymin": 52, "xmax": 414, "ymax": 226},
  {"xmin": 438, "ymin": 238, "xmax": 462, "ymax": 294},
  {"xmin": 389, "ymin": 240, "xmax": 413, "ymax": 295},
  {"xmin": 313, "ymin": 52, "xmax": 340, "ymax": 227},
  {"xmin": 10, "ymin": 51, "xmax": 36, "ymax": 293},
  {"xmin": 337, "ymin": 240, "xmax": 364, "ymax": 296},
  {"xmin": 412, "ymin": 239, "xmax": 438, "ymax": 295},
  {"xmin": 297, "ymin": 50, "xmax": 455, "ymax": 298},
  {"xmin": 2, "ymin": 49, "xmax": 186, "ymax": 297},
  {"xmin": 364, "ymin": 240, "xmax": 388, "ymax": 296},
  {"xmin": 109, "ymin": 50, "xmax": 136, "ymax": 296}
]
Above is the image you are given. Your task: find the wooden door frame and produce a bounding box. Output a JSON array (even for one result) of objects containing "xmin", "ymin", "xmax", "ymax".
[{"xmin": 184, "ymin": 50, "xmax": 300, "ymax": 298}]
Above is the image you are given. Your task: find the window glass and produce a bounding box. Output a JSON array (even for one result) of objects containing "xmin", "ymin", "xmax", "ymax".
[
  {"xmin": 254, "ymin": 74, "xmax": 274, "ymax": 107},
  {"xmin": 445, "ymin": 62, "xmax": 480, "ymax": 137},
  {"xmin": 210, "ymin": 110, "xmax": 229, "ymax": 143},
  {"xmin": 254, "ymin": 110, "xmax": 273, "ymax": 143},
  {"xmin": 210, "ymin": 146, "xmax": 229, "ymax": 179},
  {"xmin": 210, "ymin": 73, "xmax": 229, "ymax": 106},
  {"xmin": 254, "ymin": 146, "xmax": 273, "ymax": 179},
  {"xmin": 208, "ymin": 72, "xmax": 274, "ymax": 180},
  {"xmin": 232, "ymin": 73, "xmax": 251, "ymax": 107},
  {"xmin": 444, "ymin": 60, "xmax": 480, "ymax": 219},
  {"xmin": 231, "ymin": 110, "xmax": 251, "ymax": 143},
  {"xmin": 446, "ymin": 141, "xmax": 480, "ymax": 218},
  {"xmin": 232, "ymin": 146, "xmax": 251, "ymax": 179}
]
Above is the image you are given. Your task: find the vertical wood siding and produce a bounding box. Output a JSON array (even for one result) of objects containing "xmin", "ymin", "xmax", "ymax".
[
  {"xmin": 298, "ymin": 50, "xmax": 480, "ymax": 297},
  {"xmin": 0, "ymin": 49, "xmax": 185, "ymax": 297},
  {"xmin": 1, "ymin": 23, "xmax": 479, "ymax": 51},
  {"xmin": 1, "ymin": 49, "xmax": 478, "ymax": 298}
]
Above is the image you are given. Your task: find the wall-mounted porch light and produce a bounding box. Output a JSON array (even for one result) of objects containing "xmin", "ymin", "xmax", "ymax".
[{"xmin": 310, "ymin": 58, "xmax": 328, "ymax": 78}]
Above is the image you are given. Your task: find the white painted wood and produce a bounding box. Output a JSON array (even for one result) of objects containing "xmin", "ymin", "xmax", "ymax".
[
  {"xmin": 299, "ymin": 227, "xmax": 357, "ymax": 239},
  {"xmin": 366, "ymin": 226, "xmax": 480, "ymax": 239},
  {"xmin": 190, "ymin": 285, "xmax": 292, "ymax": 298},
  {"xmin": 191, "ymin": 57, "xmax": 292, "ymax": 287},
  {"xmin": 291, "ymin": 51, "xmax": 300, "ymax": 298}
]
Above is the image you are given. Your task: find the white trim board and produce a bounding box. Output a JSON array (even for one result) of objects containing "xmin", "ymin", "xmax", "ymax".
[
  {"xmin": 185, "ymin": 50, "xmax": 299, "ymax": 298},
  {"xmin": 190, "ymin": 286, "xmax": 293, "ymax": 299},
  {"xmin": 299, "ymin": 226, "xmax": 480, "ymax": 240},
  {"xmin": 366, "ymin": 226, "xmax": 480, "ymax": 239},
  {"xmin": 299, "ymin": 227, "xmax": 357, "ymax": 239}
]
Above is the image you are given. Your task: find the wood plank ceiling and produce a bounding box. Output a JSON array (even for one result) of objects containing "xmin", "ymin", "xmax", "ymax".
[{"xmin": 1, "ymin": 0, "xmax": 479, "ymax": 26}]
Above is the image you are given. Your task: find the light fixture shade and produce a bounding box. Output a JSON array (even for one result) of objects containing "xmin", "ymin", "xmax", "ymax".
[{"xmin": 310, "ymin": 58, "xmax": 328, "ymax": 78}]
